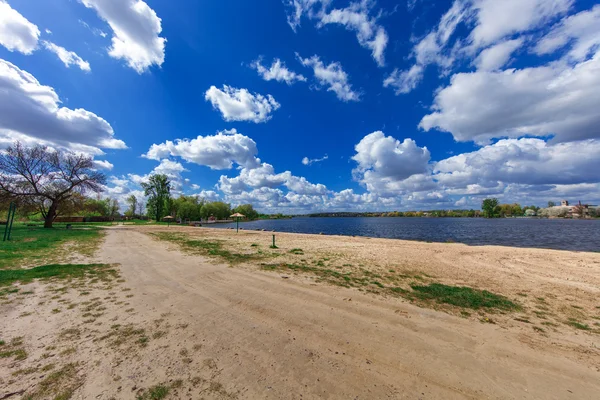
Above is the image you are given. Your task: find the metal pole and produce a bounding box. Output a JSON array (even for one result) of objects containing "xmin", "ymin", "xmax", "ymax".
[
  {"xmin": 236, "ymin": 218, "xmax": 239, "ymax": 233},
  {"xmin": 3, "ymin": 202, "xmax": 15, "ymax": 242},
  {"xmin": 272, "ymin": 234, "xmax": 275, "ymax": 248},
  {"xmin": 2, "ymin": 204, "xmax": 9, "ymax": 242},
  {"xmin": 7, "ymin": 203, "xmax": 15, "ymax": 240}
]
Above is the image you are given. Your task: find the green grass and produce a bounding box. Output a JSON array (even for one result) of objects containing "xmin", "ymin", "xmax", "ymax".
[
  {"xmin": 0, "ymin": 348, "xmax": 27, "ymax": 360},
  {"xmin": 0, "ymin": 224, "xmax": 104, "ymax": 269},
  {"xmin": 566, "ymin": 319, "xmax": 591, "ymax": 331},
  {"xmin": 409, "ymin": 283, "xmax": 519, "ymax": 311},
  {"xmin": 152, "ymin": 232, "xmax": 262, "ymax": 264},
  {"xmin": 136, "ymin": 384, "xmax": 170, "ymax": 400},
  {"xmin": 24, "ymin": 363, "xmax": 79, "ymax": 400},
  {"xmin": 0, "ymin": 263, "xmax": 118, "ymax": 287},
  {"xmin": 261, "ymin": 263, "xmax": 517, "ymax": 311}
]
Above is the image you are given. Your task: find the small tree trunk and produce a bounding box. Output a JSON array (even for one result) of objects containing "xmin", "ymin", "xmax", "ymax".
[{"xmin": 44, "ymin": 201, "xmax": 58, "ymax": 228}]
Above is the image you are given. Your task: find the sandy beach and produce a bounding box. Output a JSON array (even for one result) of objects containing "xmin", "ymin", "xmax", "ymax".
[{"xmin": 1, "ymin": 225, "xmax": 599, "ymax": 399}]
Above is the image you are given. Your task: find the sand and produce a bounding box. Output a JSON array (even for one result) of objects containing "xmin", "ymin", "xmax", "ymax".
[{"xmin": 1, "ymin": 225, "xmax": 599, "ymax": 399}]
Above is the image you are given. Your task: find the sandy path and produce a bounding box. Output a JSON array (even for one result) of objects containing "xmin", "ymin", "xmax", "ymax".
[{"xmin": 93, "ymin": 227, "xmax": 599, "ymax": 399}]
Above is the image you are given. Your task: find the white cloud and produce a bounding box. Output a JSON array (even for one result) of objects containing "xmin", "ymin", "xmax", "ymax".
[
  {"xmin": 386, "ymin": 0, "xmax": 573, "ymax": 94},
  {"xmin": 128, "ymin": 159, "xmax": 188, "ymax": 193},
  {"xmin": 251, "ymin": 58, "xmax": 306, "ymax": 85},
  {"xmin": 317, "ymin": 1, "xmax": 388, "ymax": 66},
  {"xmin": 468, "ymin": 0, "xmax": 573, "ymax": 49},
  {"xmin": 297, "ymin": 54, "xmax": 360, "ymax": 101},
  {"xmin": 205, "ymin": 85, "xmax": 280, "ymax": 123},
  {"xmin": 351, "ymin": 131, "xmax": 431, "ymax": 196},
  {"xmin": 534, "ymin": 5, "xmax": 600, "ymax": 62},
  {"xmin": 0, "ymin": 1, "xmax": 40, "ymax": 54},
  {"xmin": 302, "ymin": 154, "xmax": 328, "ymax": 165},
  {"xmin": 284, "ymin": 175, "xmax": 328, "ymax": 195},
  {"xmin": 42, "ymin": 41, "xmax": 91, "ymax": 72},
  {"xmin": 383, "ymin": 65, "xmax": 424, "ymax": 95},
  {"xmin": 284, "ymin": 0, "xmax": 325, "ymax": 31},
  {"xmin": 79, "ymin": 19, "xmax": 108, "ymax": 38},
  {"xmin": 420, "ymin": 51, "xmax": 600, "ymax": 144},
  {"xmin": 434, "ymin": 138, "xmax": 600, "ymax": 189},
  {"xmin": 144, "ymin": 129, "xmax": 260, "ymax": 170},
  {"xmin": 473, "ymin": 38, "xmax": 523, "ymax": 71},
  {"xmin": 218, "ymin": 162, "xmax": 328, "ymax": 197},
  {"xmin": 384, "ymin": 0, "xmax": 468, "ymax": 93},
  {"xmin": 79, "ymin": 0, "xmax": 166, "ymax": 73},
  {"xmin": 93, "ymin": 159, "xmax": 114, "ymax": 170},
  {"xmin": 284, "ymin": 0, "xmax": 388, "ymax": 66},
  {"xmin": 0, "ymin": 58, "xmax": 126, "ymax": 154},
  {"xmin": 353, "ymin": 131, "xmax": 430, "ymax": 180}
]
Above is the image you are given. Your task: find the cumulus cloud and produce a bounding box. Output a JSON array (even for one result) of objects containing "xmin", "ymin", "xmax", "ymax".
[
  {"xmin": 0, "ymin": 1, "xmax": 40, "ymax": 54},
  {"xmin": 473, "ymin": 38, "xmax": 523, "ymax": 71},
  {"xmin": 297, "ymin": 54, "xmax": 360, "ymax": 101},
  {"xmin": 0, "ymin": 58, "xmax": 126, "ymax": 154},
  {"xmin": 251, "ymin": 58, "xmax": 306, "ymax": 85},
  {"xmin": 284, "ymin": 0, "xmax": 388, "ymax": 66},
  {"xmin": 352, "ymin": 131, "xmax": 431, "ymax": 192},
  {"xmin": 218, "ymin": 162, "xmax": 328, "ymax": 197},
  {"xmin": 302, "ymin": 154, "xmax": 328, "ymax": 165},
  {"xmin": 420, "ymin": 51, "xmax": 600, "ymax": 144},
  {"xmin": 434, "ymin": 138, "xmax": 600, "ymax": 189},
  {"xmin": 144, "ymin": 129, "xmax": 260, "ymax": 170},
  {"xmin": 42, "ymin": 41, "xmax": 91, "ymax": 72},
  {"xmin": 79, "ymin": 0, "xmax": 166, "ymax": 73},
  {"xmin": 205, "ymin": 85, "xmax": 280, "ymax": 123}
]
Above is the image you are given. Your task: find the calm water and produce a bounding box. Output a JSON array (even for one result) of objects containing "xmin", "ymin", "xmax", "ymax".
[{"xmin": 212, "ymin": 217, "xmax": 600, "ymax": 252}]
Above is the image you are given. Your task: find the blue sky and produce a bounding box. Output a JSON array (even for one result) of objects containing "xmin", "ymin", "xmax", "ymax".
[{"xmin": 1, "ymin": 0, "xmax": 599, "ymax": 213}]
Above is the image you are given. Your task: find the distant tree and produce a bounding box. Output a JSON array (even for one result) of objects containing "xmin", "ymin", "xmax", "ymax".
[
  {"xmin": 0, "ymin": 142, "xmax": 106, "ymax": 228},
  {"xmin": 142, "ymin": 174, "xmax": 171, "ymax": 221},
  {"xmin": 200, "ymin": 201, "xmax": 231, "ymax": 220},
  {"xmin": 482, "ymin": 198, "xmax": 499, "ymax": 218},
  {"xmin": 548, "ymin": 201, "xmax": 556, "ymax": 207},
  {"xmin": 137, "ymin": 201, "xmax": 145, "ymax": 217},
  {"xmin": 233, "ymin": 204, "xmax": 259, "ymax": 220},
  {"xmin": 109, "ymin": 198, "xmax": 120, "ymax": 217},
  {"xmin": 126, "ymin": 195, "xmax": 138, "ymax": 217},
  {"xmin": 85, "ymin": 197, "xmax": 110, "ymax": 216},
  {"xmin": 173, "ymin": 195, "xmax": 202, "ymax": 221}
]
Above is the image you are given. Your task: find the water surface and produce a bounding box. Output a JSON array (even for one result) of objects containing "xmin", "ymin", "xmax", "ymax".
[{"xmin": 212, "ymin": 217, "xmax": 600, "ymax": 252}]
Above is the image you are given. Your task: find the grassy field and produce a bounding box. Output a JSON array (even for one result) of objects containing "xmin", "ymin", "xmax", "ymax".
[{"xmin": 0, "ymin": 224, "xmax": 105, "ymax": 269}]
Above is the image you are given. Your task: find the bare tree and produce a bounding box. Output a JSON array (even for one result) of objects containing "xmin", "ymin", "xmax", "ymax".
[{"xmin": 0, "ymin": 142, "xmax": 106, "ymax": 228}]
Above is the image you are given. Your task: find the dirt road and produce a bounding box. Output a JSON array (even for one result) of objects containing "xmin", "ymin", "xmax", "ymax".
[{"xmin": 88, "ymin": 227, "xmax": 599, "ymax": 399}]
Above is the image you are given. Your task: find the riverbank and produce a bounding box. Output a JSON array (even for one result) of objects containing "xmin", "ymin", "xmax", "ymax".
[
  {"xmin": 147, "ymin": 225, "xmax": 600, "ymax": 335},
  {"xmin": 1, "ymin": 225, "xmax": 599, "ymax": 399}
]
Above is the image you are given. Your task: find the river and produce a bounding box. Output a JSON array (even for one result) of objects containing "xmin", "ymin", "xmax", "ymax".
[{"xmin": 211, "ymin": 217, "xmax": 600, "ymax": 252}]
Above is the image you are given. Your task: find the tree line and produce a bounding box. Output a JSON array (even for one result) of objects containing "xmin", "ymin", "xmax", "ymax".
[{"xmin": 0, "ymin": 142, "xmax": 258, "ymax": 228}]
